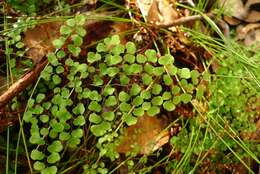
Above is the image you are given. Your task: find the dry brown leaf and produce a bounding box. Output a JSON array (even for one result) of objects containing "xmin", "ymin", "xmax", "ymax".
[
  {"xmin": 223, "ymin": 16, "xmax": 241, "ymax": 25},
  {"xmin": 244, "ymin": 0, "xmax": 260, "ymax": 10},
  {"xmin": 245, "ymin": 10, "xmax": 260, "ymax": 22},
  {"xmin": 219, "ymin": 0, "xmax": 247, "ymax": 20},
  {"xmin": 117, "ymin": 114, "xmax": 169, "ymax": 155},
  {"xmin": 236, "ymin": 23, "xmax": 260, "ymax": 45},
  {"xmin": 23, "ymin": 22, "xmax": 61, "ymax": 63},
  {"xmin": 147, "ymin": 0, "xmax": 179, "ymax": 25},
  {"xmin": 220, "ymin": 0, "xmax": 260, "ymax": 22},
  {"xmin": 244, "ymin": 28, "xmax": 260, "ymax": 47},
  {"xmin": 136, "ymin": 0, "xmax": 153, "ymax": 18},
  {"xmin": 136, "ymin": 0, "xmax": 179, "ymax": 26},
  {"xmin": 244, "ymin": 0, "xmax": 260, "ymax": 22}
]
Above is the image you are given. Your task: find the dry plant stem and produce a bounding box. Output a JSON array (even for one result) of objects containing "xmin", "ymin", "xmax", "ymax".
[
  {"xmin": 0, "ymin": 59, "xmax": 48, "ymax": 108},
  {"xmin": 156, "ymin": 13, "xmax": 214, "ymax": 28}
]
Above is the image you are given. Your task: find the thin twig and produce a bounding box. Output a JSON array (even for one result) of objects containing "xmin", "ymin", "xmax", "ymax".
[
  {"xmin": 0, "ymin": 59, "xmax": 48, "ymax": 108},
  {"xmin": 155, "ymin": 13, "xmax": 214, "ymax": 28}
]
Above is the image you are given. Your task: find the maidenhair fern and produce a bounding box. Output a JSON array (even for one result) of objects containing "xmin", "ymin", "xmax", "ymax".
[
  {"xmin": 22, "ymin": 14, "xmax": 204, "ymax": 172},
  {"xmin": 21, "ymin": 25, "xmax": 260, "ymax": 174},
  {"xmin": 22, "ymin": 13, "xmax": 260, "ymax": 174}
]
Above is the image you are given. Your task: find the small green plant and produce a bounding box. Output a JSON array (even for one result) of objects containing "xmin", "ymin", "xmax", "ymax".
[
  {"xmin": 23, "ymin": 14, "xmax": 88, "ymax": 174},
  {"xmin": 3, "ymin": 17, "xmax": 36, "ymax": 80},
  {"xmin": 165, "ymin": 27, "xmax": 260, "ymax": 173},
  {"xmin": 22, "ymin": 14, "xmax": 205, "ymax": 172},
  {"xmin": 13, "ymin": 12, "xmax": 258, "ymax": 174},
  {"xmin": 2, "ymin": 1, "xmax": 259, "ymax": 173}
]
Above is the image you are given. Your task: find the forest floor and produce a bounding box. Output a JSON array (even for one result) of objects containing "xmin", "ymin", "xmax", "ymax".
[{"xmin": 0, "ymin": 0, "xmax": 260, "ymax": 174}]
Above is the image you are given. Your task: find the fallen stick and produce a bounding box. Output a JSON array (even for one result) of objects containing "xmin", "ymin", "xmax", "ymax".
[
  {"xmin": 0, "ymin": 59, "xmax": 48, "ymax": 108},
  {"xmin": 155, "ymin": 13, "xmax": 230, "ymax": 38},
  {"xmin": 155, "ymin": 13, "xmax": 214, "ymax": 28}
]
